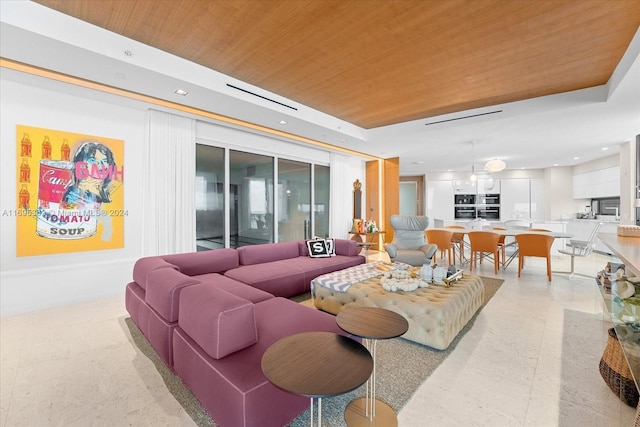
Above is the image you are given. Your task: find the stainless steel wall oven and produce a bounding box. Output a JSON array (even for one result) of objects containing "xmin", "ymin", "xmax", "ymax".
[
  {"xmin": 454, "ymin": 206, "xmax": 477, "ymax": 219},
  {"xmin": 454, "ymin": 194, "xmax": 477, "ymax": 219}
]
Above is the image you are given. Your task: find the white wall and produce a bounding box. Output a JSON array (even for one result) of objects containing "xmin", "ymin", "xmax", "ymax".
[
  {"xmin": 1, "ymin": 78, "xmax": 146, "ymax": 316},
  {"xmin": 1, "ymin": 74, "xmax": 366, "ymax": 316}
]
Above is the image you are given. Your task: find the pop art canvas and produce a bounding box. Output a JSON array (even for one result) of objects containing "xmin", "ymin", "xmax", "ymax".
[{"xmin": 14, "ymin": 125, "xmax": 125, "ymax": 256}]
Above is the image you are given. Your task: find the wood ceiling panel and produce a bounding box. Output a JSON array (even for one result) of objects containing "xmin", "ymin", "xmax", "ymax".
[{"xmin": 34, "ymin": 0, "xmax": 640, "ymax": 128}]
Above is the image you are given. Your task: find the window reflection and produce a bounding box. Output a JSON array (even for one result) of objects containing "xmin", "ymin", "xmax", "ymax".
[
  {"xmin": 230, "ymin": 150, "xmax": 274, "ymax": 247},
  {"xmin": 195, "ymin": 145, "xmax": 225, "ymax": 251},
  {"xmin": 278, "ymin": 159, "xmax": 310, "ymax": 242}
]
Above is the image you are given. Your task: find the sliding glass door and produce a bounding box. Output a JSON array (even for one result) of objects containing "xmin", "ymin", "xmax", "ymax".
[
  {"xmin": 230, "ymin": 150, "xmax": 274, "ymax": 247},
  {"xmin": 196, "ymin": 143, "xmax": 328, "ymax": 249},
  {"xmin": 195, "ymin": 145, "xmax": 225, "ymax": 251}
]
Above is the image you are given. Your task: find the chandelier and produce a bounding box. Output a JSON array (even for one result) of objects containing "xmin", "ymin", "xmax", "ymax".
[{"xmin": 484, "ymin": 158, "xmax": 506, "ymax": 173}]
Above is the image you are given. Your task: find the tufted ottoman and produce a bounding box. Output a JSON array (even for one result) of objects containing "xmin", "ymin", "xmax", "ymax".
[{"xmin": 312, "ymin": 268, "xmax": 484, "ymax": 350}]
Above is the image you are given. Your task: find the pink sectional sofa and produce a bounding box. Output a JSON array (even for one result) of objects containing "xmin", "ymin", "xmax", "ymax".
[{"xmin": 125, "ymin": 239, "xmax": 364, "ymax": 426}]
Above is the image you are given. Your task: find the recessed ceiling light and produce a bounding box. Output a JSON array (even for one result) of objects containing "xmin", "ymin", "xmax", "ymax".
[
  {"xmin": 279, "ymin": 120, "xmax": 287, "ymax": 125},
  {"xmin": 115, "ymin": 72, "xmax": 125, "ymax": 79},
  {"xmin": 412, "ymin": 161, "xmax": 424, "ymax": 165},
  {"xmin": 553, "ymin": 163, "xmax": 559, "ymax": 167},
  {"xmin": 573, "ymin": 157, "xmax": 580, "ymax": 160},
  {"xmin": 175, "ymin": 89, "xmax": 188, "ymax": 96},
  {"xmin": 124, "ymin": 50, "xmax": 133, "ymax": 57},
  {"xmin": 602, "ymin": 147, "xmax": 609, "ymax": 151}
]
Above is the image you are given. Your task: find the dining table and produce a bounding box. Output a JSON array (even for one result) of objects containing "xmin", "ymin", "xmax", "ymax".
[{"xmin": 431, "ymin": 227, "xmax": 574, "ymax": 270}]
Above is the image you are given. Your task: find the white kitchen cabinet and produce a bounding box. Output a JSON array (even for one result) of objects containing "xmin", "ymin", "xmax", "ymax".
[
  {"xmin": 572, "ymin": 167, "xmax": 619, "ymax": 199},
  {"xmin": 427, "ymin": 180, "xmax": 455, "ymax": 221},
  {"xmin": 501, "ymin": 179, "xmax": 543, "ymax": 221},
  {"xmin": 529, "ymin": 178, "xmax": 544, "ymax": 221},
  {"xmin": 572, "ymin": 173, "xmax": 590, "ymax": 199}
]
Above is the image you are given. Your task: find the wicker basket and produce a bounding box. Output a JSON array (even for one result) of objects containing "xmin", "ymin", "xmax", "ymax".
[
  {"xmin": 618, "ymin": 225, "xmax": 640, "ymax": 237},
  {"xmin": 600, "ymin": 328, "xmax": 640, "ymax": 407}
]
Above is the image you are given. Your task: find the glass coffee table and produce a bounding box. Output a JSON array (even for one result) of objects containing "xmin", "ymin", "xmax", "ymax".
[
  {"xmin": 337, "ymin": 306, "xmax": 409, "ymax": 426},
  {"xmin": 261, "ymin": 331, "xmax": 373, "ymax": 426}
]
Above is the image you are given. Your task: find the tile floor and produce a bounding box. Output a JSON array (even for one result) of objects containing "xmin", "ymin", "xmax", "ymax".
[{"xmin": 1, "ymin": 251, "xmax": 636, "ymax": 426}]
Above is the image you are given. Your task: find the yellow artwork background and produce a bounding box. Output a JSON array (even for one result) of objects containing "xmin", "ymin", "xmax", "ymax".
[{"xmin": 15, "ymin": 125, "xmax": 125, "ymax": 256}]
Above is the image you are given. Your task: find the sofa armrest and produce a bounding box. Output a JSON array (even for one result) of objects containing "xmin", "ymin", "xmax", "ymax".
[
  {"xmin": 132, "ymin": 257, "xmax": 179, "ymax": 291},
  {"xmin": 334, "ymin": 238, "xmax": 359, "ymax": 256},
  {"xmin": 179, "ymin": 283, "xmax": 258, "ymax": 359},
  {"xmin": 145, "ymin": 268, "xmax": 200, "ymax": 322}
]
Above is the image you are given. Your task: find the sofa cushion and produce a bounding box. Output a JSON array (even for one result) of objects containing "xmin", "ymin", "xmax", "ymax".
[
  {"xmin": 145, "ymin": 268, "xmax": 200, "ymax": 322},
  {"xmin": 132, "ymin": 257, "xmax": 179, "ymax": 291},
  {"xmin": 194, "ymin": 272, "xmax": 274, "ymax": 303},
  {"xmin": 179, "ymin": 283, "xmax": 258, "ymax": 359},
  {"xmin": 225, "ymin": 261, "xmax": 307, "ymax": 297},
  {"xmin": 237, "ymin": 241, "xmax": 300, "ymax": 265},
  {"xmin": 163, "ymin": 248, "xmax": 239, "ymax": 276}
]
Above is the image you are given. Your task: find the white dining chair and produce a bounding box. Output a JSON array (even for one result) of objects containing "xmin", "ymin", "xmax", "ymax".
[{"xmin": 556, "ymin": 222, "xmax": 603, "ymax": 278}]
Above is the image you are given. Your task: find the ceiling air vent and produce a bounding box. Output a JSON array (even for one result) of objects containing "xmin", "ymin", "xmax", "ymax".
[
  {"xmin": 226, "ymin": 84, "xmax": 298, "ymax": 111},
  {"xmin": 424, "ymin": 110, "xmax": 503, "ymax": 126}
]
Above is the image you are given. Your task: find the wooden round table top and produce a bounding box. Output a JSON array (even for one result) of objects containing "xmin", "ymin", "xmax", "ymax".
[
  {"xmin": 261, "ymin": 332, "xmax": 372, "ymax": 398},
  {"xmin": 337, "ymin": 306, "xmax": 409, "ymax": 340}
]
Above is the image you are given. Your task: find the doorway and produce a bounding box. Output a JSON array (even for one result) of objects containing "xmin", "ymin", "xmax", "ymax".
[{"xmin": 400, "ymin": 175, "xmax": 424, "ymax": 216}]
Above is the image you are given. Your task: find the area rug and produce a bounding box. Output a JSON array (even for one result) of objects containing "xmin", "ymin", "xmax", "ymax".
[{"xmin": 125, "ymin": 276, "xmax": 503, "ymax": 427}]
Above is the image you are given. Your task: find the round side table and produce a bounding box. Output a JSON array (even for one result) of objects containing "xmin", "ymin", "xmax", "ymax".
[
  {"xmin": 261, "ymin": 331, "xmax": 373, "ymax": 427},
  {"xmin": 336, "ymin": 307, "xmax": 409, "ymax": 426}
]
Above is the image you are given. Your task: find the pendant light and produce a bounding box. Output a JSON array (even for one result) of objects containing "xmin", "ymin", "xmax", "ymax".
[{"xmin": 484, "ymin": 158, "xmax": 507, "ymax": 173}]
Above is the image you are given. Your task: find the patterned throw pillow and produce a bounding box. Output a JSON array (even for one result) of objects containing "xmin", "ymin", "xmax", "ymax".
[
  {"xmin": 306, "ymin": 239, "xmax": 331, "ymax": 258},
  {"xmin": 313, "ymin": 236, "xmax": 336, "ymax": 256}
]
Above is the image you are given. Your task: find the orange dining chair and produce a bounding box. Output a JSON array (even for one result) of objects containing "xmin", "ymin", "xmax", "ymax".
[
  {"xmin": 425, "ymin": 229, "xmax": 455, "ymax": 266},
  {"xmin": 515, "ymin": 233, "xmax": 556, "ymax": 281},
  {"xmin": 467, "ymin": 231, "xmax": 501, "ymax": 274},
  {"xmin": 493, "ymin": 226, "xmax": 507, "ymax": 265},
  {"xmin": 445, "ymin": 225, "xmax": 467, "ymax": 264}
]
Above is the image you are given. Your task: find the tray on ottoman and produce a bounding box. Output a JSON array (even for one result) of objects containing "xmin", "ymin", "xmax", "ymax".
[{"xmin": 312, "ymin": 267, "xmax": 484, "ymax": 350}]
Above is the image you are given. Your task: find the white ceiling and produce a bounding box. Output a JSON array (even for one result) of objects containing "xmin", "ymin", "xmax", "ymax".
[{"xmin": 1, "ymin": 1, "xmax": 639, "ymax": 175}]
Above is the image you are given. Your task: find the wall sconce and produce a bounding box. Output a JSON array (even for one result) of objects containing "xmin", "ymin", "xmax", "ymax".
[{"xmin": 484, "ymin": 158, "xmax": 506, "ymax": 173}]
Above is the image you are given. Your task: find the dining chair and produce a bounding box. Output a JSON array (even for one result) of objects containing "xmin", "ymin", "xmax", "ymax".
[
  {"xmin": 445, "ymin": 225, "xmax": 467, "ymax": 264},
  {"xmin": 492, "ymin": 226, "xmax": 507, "ymax": 264},
  {"xmin": 467, "ymin": 231, "xmax": 501, "ymax": 274},
  {"xmin": 425, "ymin": 229, "xmax": 455, "ymax": 266},
  {"xmin": 515, "ymin": 233, "xmax": 556, "ymax": 281},
  {"xmin": 557, "ymin": 222, "xmax": 603, "ymax": 278}
]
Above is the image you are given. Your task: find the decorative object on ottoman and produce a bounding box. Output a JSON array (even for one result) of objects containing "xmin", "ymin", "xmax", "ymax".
[
  {"xmin": 380, "ymin": 269, "xmax": 429, "ymax": 292},
  {"xmin": 599, "ymin": 327, "xmax": 639, "ymax": 407}
]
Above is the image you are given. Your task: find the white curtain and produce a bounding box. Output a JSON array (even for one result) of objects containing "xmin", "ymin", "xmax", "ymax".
[
  {"xmin": 329, "ymin": 152, "xmax": 352, "ymax": 238},
  {"xmin": 143, "ymin": 109, "xmax": 196, "ymax": 255}
]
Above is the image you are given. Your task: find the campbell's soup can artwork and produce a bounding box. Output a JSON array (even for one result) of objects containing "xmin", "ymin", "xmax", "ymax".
[{"xmin": 36, "ymin": 159, "xmax": 97, "ymax": 239}]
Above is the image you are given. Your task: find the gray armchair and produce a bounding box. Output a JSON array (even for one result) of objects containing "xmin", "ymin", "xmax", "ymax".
[{"xmin": 383, "ymin": 215, "xmax": 437, "ymax": 266}]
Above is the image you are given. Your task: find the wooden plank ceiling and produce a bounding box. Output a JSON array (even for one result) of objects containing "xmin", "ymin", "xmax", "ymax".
[{"xmin": 33, "ymin": 0, "xmax": 640, "ymax": 129}]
